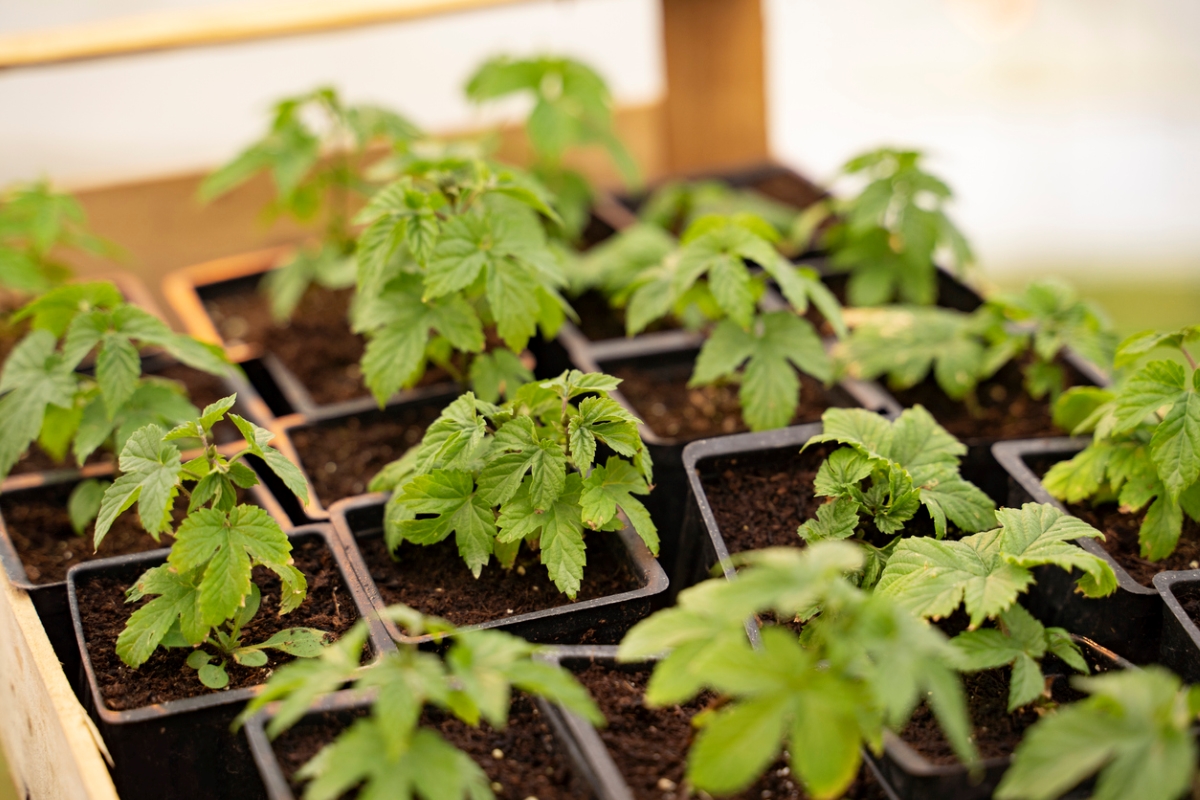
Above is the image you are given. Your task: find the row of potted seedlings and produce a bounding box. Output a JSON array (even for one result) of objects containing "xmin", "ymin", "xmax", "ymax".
[{"xmin": 3, "ymin": 54, "xmax": 1199, "ymax": 800}]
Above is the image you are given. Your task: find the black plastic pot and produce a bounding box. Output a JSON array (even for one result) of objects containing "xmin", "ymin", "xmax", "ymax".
[
  {"xmin": 244, "ymin": 685, "xmax": 595, "ymax": 800},
  {"xmin": 865, "ymin": 637, "xmax": 1130, "ymax": 800},
  {"xmin": 269, "ymin": 384, "xmax": 461, "ymax": 522},
  {"xmin": 66, "ymin": 524, "xmax": 393, "ymax": 800},
  {"xmin": 679, "ymin": 422, "xmax": 825, "ymax": 596},
  {"xmin": 579, "ymin": 338, "xmax": 896, "ymax": 601},
  {"xmin": 0, "ymin": 454, "xmax": 290, "ymax": 700},
  {"xmin": 1154, "ymin": 570, "xmax": 1200, "ymax": 684},
  {"xmin": 329, "ymin": 492, "xmax": 668, "ymax": 646},
  {"xmin": 540, "ymin": 644, "xmax": 900, "ymax": 800},
  {"xmin": 993, "ymin": 438, "xmax": 1163, "ymax": 661}
]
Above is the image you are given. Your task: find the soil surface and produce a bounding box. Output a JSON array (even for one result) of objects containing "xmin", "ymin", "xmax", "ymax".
[
  {"xmin": 289, "ymin": 403, "xmax": 446, "ymax": 508},
  {"xmin": 613, "ymin": 365, "xmax": 839, "ymax": 442},
  {"xmin": 900, "ymin": 667, "xmax": 1082, "ymax": 765},
  {"xmin": 1171, "ymin": 583, "xmax": 1200, "ymax": 626},
  {"xmin": 77, "ymin": 536, "xmax": 358, "ymax": 709},
  {"xmin": 1028, "ymin": 455, "xmax": 1200, "ymax": 587},
  {"xmin": 888, "ymin": 359, "xmax": 1080, "ymax": 443},
  {"xmin": 273, "ymin": 693, "xmax": 589, "ymax": 800},
  {"xmin": 358, "ymin": 532, "xmax": 639, "ymax": 628},
  {"xmin": 204, "ymin": 283, "xmax": 369, "ymax": 407},
  {"xmin": 571, "ymin": 291, "xmax": 681, "ymax": 343},
  {"xmin": 1065, "ymin": 501, "xmax": 1200, "ymax": 587},
  {"xmin": 2, "ymin": 482, "xmax": 257, "ymax": 585},
  {"xmin": 697, "ymin": 445, "xmax": 939, "ymax": 557},
  {"xmin": 574, "ymin": 663, "xmax": 888, "ymax": 800}
]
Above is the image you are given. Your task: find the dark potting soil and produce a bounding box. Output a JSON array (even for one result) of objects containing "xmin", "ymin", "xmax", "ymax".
[
  {"xmin": 570, "ymin": 291, "xmax": 681, "ymax": 343},
  {"xmin": 77, "ymin": 536, "xmax": 358, "ymax": 709},
  {"xmin": 1171, "ymin": 583, "xmax": 1200, "ymax": 627},
  {"xmin": 358, "ymin": 532, "xmax": 639, "ymax": 628},
  {"xmin": 273, "ymin": 694, "xmax": 589, "ymax": 800},
  {"xmin": 1066, "ymin": 501, "xmax": 1200, "ymax": 588},
  {"xmin": 900, "ymin": 667, "xmax": 1081, "ymax": 765},
  {"xmin": 289, "ymin": 403, "xmax": 446, "ymax": 508},
  {"xmin": 204, "ymin": 283, "xmax": 370, "ymax": 406},
  {"xmin": 573, "ymin": 664, "xmax": 888, "ymax": 800},
  {"xmin": 1, "ymin": 482, "xmax": 257, "ymax": 585},
  {"xmin": 751, "ymin": 172, "xmax": 825, "ymax": 211},
  {"xmin": 698, "ymin": 446, "xmax": 832, "ymax": 555},
  {"xmin": 613, "ymin": 366, "xmax": 837, "ymax": 442},
  {"xmin": 888, "ymin": 358, "xmax": 1081, "ymax": 443}
]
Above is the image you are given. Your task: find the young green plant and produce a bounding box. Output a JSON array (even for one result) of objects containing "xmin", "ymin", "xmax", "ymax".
[
  {"xmin": 877, "ymin": 502, "xmax": 1118, "ymax": 712},
  {"xmin": 369, "ymin": 370, "xmax": 656, "ymax": 598},
  {"xmin": 996, "ymin": 667, "xmax": 1200, "ymax": 800},
  {"xmin": 638, "ymin": 178, "xmax": 802, "ymax": 240},
  {"xmin": 0, "ymin": 281, "xmax": 232, "ymax": 531},
  {"xmin": 619, "ymin": 541, "xmax": 977, "ymax": 799},
  {"xmin": 200, "ymin": 87, "xmax": 422, "ymax": 320},
  {"xmin": 240, "ymin": 605, "xmax": 602, "ymax": 800},
  {"xmin": 1043, "ymin": 325, "xmax": 1200, "ymax": 560},
  {"xmin": 836, "ymin": 279, "xmax": 1116, "ymax": 414},
  {"xmin": 0, "ymin": 181, "xmax": 118, "ymax": 295},
  {"xmin": 93, "ymin": 394, "xmax": 319, "ymax": 689},
  {"xmin": 803, "ymin": 147, "xmax": 974, "ymax": 306},
  {"xmin": 466, "ymin": 55, "xmax": 639, "ymax": 242},
  {"xmin": 621, "ymin": 213, "xmax": 846, "ymax": 431},
  {"xmin": 350, "ymin": 157, "xmax": 570, "ymax": 404},
  {"xmin": 797, "ymin": 406, "xmax": 997, "ymax": 585}
]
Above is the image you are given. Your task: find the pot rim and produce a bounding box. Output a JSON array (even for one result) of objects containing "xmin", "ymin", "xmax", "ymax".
[
  {"xmin": 66, "ymin": 523, "xmax": 394, "ymax": 725},
  {"xmin": 327, "ymin": 492, "xmax": 669, "ymax": 646}
]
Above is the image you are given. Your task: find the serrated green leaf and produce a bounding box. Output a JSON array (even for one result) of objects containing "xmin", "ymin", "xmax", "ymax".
[
  {"xmin": 95, "ymin": 425, "xmax": 182, "ymax": 545},
  {"xmin": 467, "ymin": 348, "xmax": 531, "ymax": 403},
  {"xmin": 229, "ymin": 414, "xmax": 309, "ymax": 505},
  {"xmin": 1149, "ymin": 392, "xmax": 1200, "ymax": 501},
  {"xmin": 1113, "ymin": 360, "xmax": 1187, "ymax": 434},
  {"xmin": 580, "ymin": 456, "xmax": 658, "ymax": 554},
  {"xmin": 116, "ymin": 564, "xmax": 205, "ymax": 668},
  {"xmin": 0, "ymin": 329, "xmax": 78, "ymax": 479},
  {"xmin": 395, "ymin": 469, "xmax": 495, "ymax": 576},
  {"xmin": 797, "ymin": 497, "xmax": 861, "ymax": 542}
]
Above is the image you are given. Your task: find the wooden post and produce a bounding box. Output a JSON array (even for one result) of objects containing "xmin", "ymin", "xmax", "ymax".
[{"xmin": 660, "ymin": 0, "xmax": 770, "ymax": 173}]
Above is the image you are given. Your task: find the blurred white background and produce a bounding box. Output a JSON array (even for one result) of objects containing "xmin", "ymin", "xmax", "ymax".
[{"xmin": 1, "ymin": 0, "xmax": 1198, "ymax": 285}]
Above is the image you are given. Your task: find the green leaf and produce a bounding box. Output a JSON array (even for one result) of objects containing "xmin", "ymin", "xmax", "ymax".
[
  {"xmin": 412, "ymin": 394, "xmax": 487, "ymax": 474},
  {"xmin": 198, "ymin": 662, "xmax": 230, "ymax": 689},
  {"xmin": 497, "ymin": 474, "xmax": 587, "ymax": 597},
  {"xmin": 476, "ymin": 416, "xmax": 564, "ymax": 510},
  {"xmin": 395, "ymin": 469, "xmax": 496, "ymax": 577},
  {"xmin": 878, "ymin": 503, "xmax": 1117, "ymax": 626},
  {"xmin": 116, "ymin": 565, "xmax": 205, "ymax": 668},
  {"xmin": 229, "ymin": 414, "xmax": 310, "ymax": 505},
  {"xmin": 1112, "ymin": 360, "xmax": 1188, "ymax": 434},
  {"xmin": 12, "ymin": 281, "xmax": 122, "ymax": 337},
  {"xmin": 1140, "ymin": 493, "xmax": 1183, "ymax": 561},
  {"xmin": 361, "ymin": 319, "xmax": 428, "ymax": 406},
  {"xmin": 468, "ymin": 348, "xmax": 531, "ymax": 403},
  {"xmin": 253, "ymin": 627, "xmax": 332, "ymax": 658},
  {"xmin": 0, "ymin": 329, "xmax": 78, "ymax": 479},
  {"xmin": 1148, "ymin": 392, "xmax": 1200, "ymax": 501},
  {"xmin": 96, "ymin": 334, "xmax": 140, "ymax": 418},
  {"xmin": 1114, "ymin": 327, "xmax": 1200, "ymax": 368},
  {"xmin": 797, "ymin": 497, "xmax": 861, "ymax": 542},
  {"xmin": 169, "ymin": 504, "xmax": 302, "ymax": 625},
  {"xmin": 95, "ymin": 425, "xmax": 182, "ymax": 546},
  {"xmin": 580, "ymin": 456, "xmax": 658, "ymax": 555},
  {"xmin": 996, "ymin": 668, "xmax": 1196, "ymax": 800},
  {"xmin": 68, "ymin": 478, "xmax": 108, "ymax": 536},
  {"xmin": 688, "ymin": 696, "xmax": 789, "ymax": 795}
]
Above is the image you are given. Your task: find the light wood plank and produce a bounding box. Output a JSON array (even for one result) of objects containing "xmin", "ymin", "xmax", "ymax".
[
  {"xmin": 0, "ymin": 0, "xmax": 537, "ymax": 69},
  {"xmin": 0, "ymin": 571, "xmax": 119, "ymax": 800},
  {"xmin": 660, "ymin": 0, "xmax": 769, "ymax": 172}
]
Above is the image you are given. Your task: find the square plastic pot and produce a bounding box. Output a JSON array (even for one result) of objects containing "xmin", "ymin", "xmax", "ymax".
[
  {"xmin": 539, "ymin": 645, "xmax": 899, "ymax": 800},
  {"xmin": 243, "ymin": 685, "xmax": 594, "ymax": 800},
  {"xmin": 268, "ymin": 384, "xmax": 461, "ymax": 522},
  {"xmin": 1154, "ymin": 570, "xmax": 1200, "ymax": 684},
  {"xmin": 865, "ymin": 637, "xmax": 1130, "ymax": 800},
  {"xmin": 579, "ymin": 338, "xmax": 895, "ymax": 601},
  {"xmin": 0, "ymin": 452, "xmax": 290, "ymax": 700},
  {"xmin": 993, "ymin": 438, "xmax": 1162, "ymax": 661},
  {"xmin": 328, "ymin": 493, "xmax": 668, "ymax": 646},
  {"xmin": 66, "ymin": 524, "xmax": 393, "ymax": 800},
  {"xmin": 678, "ymin": 422, "xmax": 826, "ymax": 597}
]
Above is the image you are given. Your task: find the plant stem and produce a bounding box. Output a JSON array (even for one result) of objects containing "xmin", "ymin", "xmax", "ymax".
[{"xmin": 1181, "ymin": 346, "xmax": 1197, "ymax": 372}]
